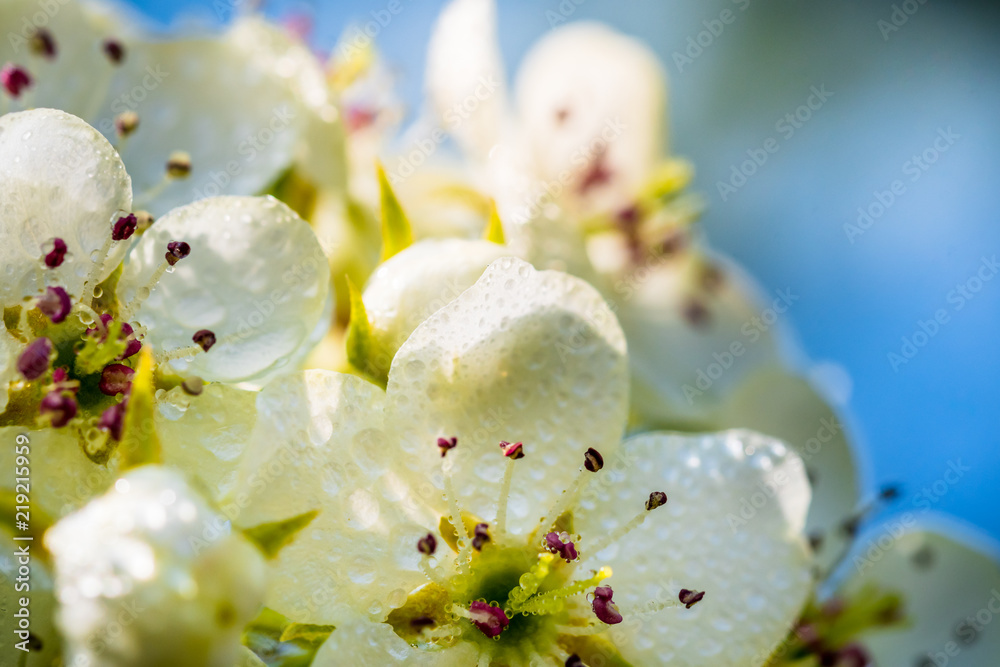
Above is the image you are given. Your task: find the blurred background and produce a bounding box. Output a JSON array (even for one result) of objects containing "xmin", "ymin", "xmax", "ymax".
[{"xmin": 122, "ymin": 0, "xmax": 1000, "ymax": 540}]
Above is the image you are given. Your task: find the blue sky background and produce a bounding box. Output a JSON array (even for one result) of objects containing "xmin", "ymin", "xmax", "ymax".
[{"xmin": 122, "ymin": 0, "xmax": 1000, "ymax": 540}]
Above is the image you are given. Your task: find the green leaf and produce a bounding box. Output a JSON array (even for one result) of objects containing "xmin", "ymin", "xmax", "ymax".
[
  {"xmin": 376, "ymin": 161, "xmax": 413, "ymax": 261},
  {"xmin": 119, "ymin": 347, "xmax": 162, "ymax": 470},
  {"xmin": 344, "ymin": 277, "xmax": 388, "ymax": 388},
  {"xmin": 243, "ymin": 608, "xmax": 333, "ymax": 667},
  {"xmin": 484, "ymin": 198, "xmax": 506, "ymax": 245},
  {"xmin": 244, "ymin": 510, "xmax": 319, "ymax": 559}
]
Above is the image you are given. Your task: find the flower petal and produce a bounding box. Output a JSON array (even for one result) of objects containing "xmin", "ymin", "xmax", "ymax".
[
  {"xmin": 156, "ymin": 383, "xmax": 258, "ymax": 504},
  {"xmin": 362, "ymin": 238, "xmax": 507, "ymax": 367},
  {"xmin": 426, "ymin": 0, "xmax": 508, "ymax": 162},
  {"xmin": 0, "ymin": 426, "xmax": 115, "ymax": 519},
  {"xmin": 232, "ymin": 371, "xmax": 431, "ymax": 623},
  {"xmin": 116, "ymin": 196, "xmax": 330, "ymax": 384},
  {"xmin": 386, "ymin": 257, "xmax": 629, "ymax": 535},
  {"xmin": 0, "ymin": 328, "xmax": 18, "ymax": 413},
  {"xmin": 0, "ymin": 109, "xmax": 132, "ymax": 304},
  {"xmin": 514, "ymin": 22, "xmax": 666, "ymax": 217},
  {"xmin": 842, "ymin": 518, "xmax": 1000, "ymax": 666},
  {"xmin": 0, "ymin": 530, "xmax": 61, "ymax": 664},
  {"xmin": 617, "ymin": 254, "xmax": 782, "ymax": 427},
  {"xmin": 574, "ymin": 430, "xmax": 813, "ymax": 666},
  {"xmin": 714, "ymin": 366, "xmax": 861, "ymax": 572}
]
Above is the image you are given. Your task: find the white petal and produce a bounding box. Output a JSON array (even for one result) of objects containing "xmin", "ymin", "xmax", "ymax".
[
  {"xmin": 232, "ymin": 371, "xmax": 431, "ymax": 623},
  {"xmin": 514, "ymin": 22, "xmax": 666, "ymax": 217},
  {"xmin": 617, "ymin": 254, "xmax": 782, "ymax": 427},
  {"xmin": 117, "ymin": 196, "xmax": 330, "ymax": 384},
  {"xmin": 715, "ymin": 367, "xmax": 861, "ymax": 572},
  {"xmin": 574, "ymin": 430, "xmax": 813, "ymax": 666},
  {"xmin": 0, "ymin": 109, "xmax": 132, "ymax": 304},
  {"xmin": 426, "ymin": 0, "xmax": 508, "ymax": 161},
  {"xmin": 157, "ymin": 383, "xmax": 258, "ymax": 504},
  {"xmin": 385, "ymin": 257, "xmax": 629, "ymax": 535},
  {"xmin": 841, "ymin": 518, "xmax": 1000, "ymax": 666},
  {"xmin": 0, "ymin": 426, "xmax": 115, "ymax": 519},
  {"xmin": 363, "ymin": 238, "xmax": 507, "ymax": 362}
]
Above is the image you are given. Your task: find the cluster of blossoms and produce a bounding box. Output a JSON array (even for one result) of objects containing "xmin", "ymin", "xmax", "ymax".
[{"xmin": 1, "ymin": 0, "xmax": 998, "ymax": 666}]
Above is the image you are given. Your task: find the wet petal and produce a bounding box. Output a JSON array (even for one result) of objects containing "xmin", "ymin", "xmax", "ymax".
[
  {"xmin": 714, "ymin": 366, "xmax": 861, "ymax": 572},
  {"xmin": 574, "ymin": 430, "xmax": 813, "ymax": 666},
  {"xmin": 0, "ymin": 109, "xmax": 132, "ymax": 303},
  {"xmin": 362, "ymin": 238, "xmax": 507, "ymax": 368},
  {"xmin": 842, "ymin": 518, "xmax": 1000, "ymax": 666},
  {"xmin": 156, "ymin": 383, "xmax": 258, "ymax": 504},
  {"xmin": 386, "ymin": 257, "xmax": 629, "ymax": 535},
  {"xmin": 116, "ymin": 196, "xmax": 330, "ymax": 384},
  {"xmin": 232, "ymin": 371, "xmax": 430, "ymax": 623}
]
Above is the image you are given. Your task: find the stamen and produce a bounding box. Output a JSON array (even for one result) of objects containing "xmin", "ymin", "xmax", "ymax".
[
  {"xmin": 17, "ymin": 337, "xmax": 53, "ymax": 380},
  {"xmin": 99, "ymin": 363, "xmax": 134, "ymax": 397},
  {"xmin": 166, "ymin": 151, "xmax": 192, "ymax": 179},
  {"xmin": 471, "ymin": 523, "xmax": 490, "ymax": 551},
  {"xmin": 678, "ymin": 589, "xmax": 705, "ymax": 609},
  {"xmin": 495, "ymin": 441, "xmax": 525, "ymax": 538},
  {"xmin": 29, "ymin": 29, "xmax": 57, "ymax": 59},
  {"xmin": 181, "ymin": 376, "xmax": 204, "ymax": 396},
  {"xmin": 192, "ymin": 329, "xmax": 217, "ymax": 352},
  {"xmin": 442, "ymin": 459, "xmax": 472, "ymax": 574},
  {"xmin": 437, "ymin": 436, "xmax": 457, "ymax": 458},
  {"xmin": 585, "ymin": 492, "xmax": 667, "ymax": 556},
  {"xmin": 517, "ymin": 567, "xmax": 612, "ymax": 616},
  {"xmin": 591, "ymin": 586, "xmax": 622, "ymax": 625},
  {"xmin": 112, "ymin": 213, "xmax": 137, "ymax": 241},
  {"xmin": 44, "ymin": 238, "xmax": 68, "ymax": 268},
  {"xmin": 467, "ymin": 601, "xmax": 509, "ymax": 638},
  {"xmin": 98, "ymin": 402, "xmax": 126, "ymax": 441},
  {"xmin": 39, "ymin": 391, "xmax": 77, "ymax": 428},
  {"xmin": 682, "ymin": 298, "xmax": 710, "ymax": 328},
  {"xmin": 165, "ymin": 241, "xmax": 191, "ymax": 266},
  {"xmin": 36, "ymin": 286, "xmax": 71, "ymax": 323},
  {"xmin": 417, "ymin": 533, "xmax": 437, "ymax": 555},
  {"xmin": 115, "ymin": 111, "xmax": 139, "ymax": 139},
  {"xmin": 103, "ymin": 39, "xmax": 125, "ymax": 65},
  {"xmin": 565, "ymin": 655, "xmax": 584, "ymax": 667},
  {"xmin": 134, "ymin": 211, "xmax": 155, "ymax": 235},
  {"xmin": 536, "ymin": 448, "xmax": 604, "ymax": 539},
  {"xmin": 1, "ymin": 63, "xmax": 32, "ymax": 98},
  {"xmin": 545, "ymin": 532, "xmax": 578, "ymax": 562}
]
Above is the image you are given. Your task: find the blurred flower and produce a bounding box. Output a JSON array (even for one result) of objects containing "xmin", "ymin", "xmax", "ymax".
[
  {"xmin": 45, "ymin": 465, "xmax": 267, "ymax": 667},
  {"xmin": 232, "ymin": 257, "xmax": 814, "ymax": 665},
  {"xmin": 0, "ymin": 0, "xmax": 344, "ymax": 216}
]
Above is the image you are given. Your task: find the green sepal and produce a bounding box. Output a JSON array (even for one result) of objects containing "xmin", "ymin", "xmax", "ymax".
[
  {"xmin": 243, "ymin": 607, "xmax": 334, "ymax": 667},
  {"xmin": 344, "ymin": 277, "xmax": 388, "ymax": 389},
  {"xmin": 119, "ymin": 347, "xmax": 162, "ymax": 470},
  {"xmin": 243, "ymin": 510, "xmax": 319, "ymax": 559},
  {"xmin": 376, "ymin": 161, "xmax": 413, "ymax": 261},
  {"xmin": 484, "ymin": 198, "xmax": 506, "ymax": 245}
]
